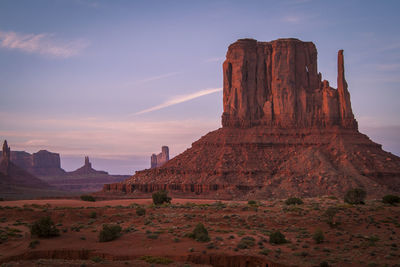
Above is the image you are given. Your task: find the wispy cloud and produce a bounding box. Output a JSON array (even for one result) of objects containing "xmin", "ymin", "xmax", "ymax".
[
  {"xmin": 133, "ymin": 87, "xmax": 222, "ymax": 115},
  {"xmin": 204, "ymin": 57, "xmax": 224, "ymax": 63},
  {"xmin": 283, "ymin": 15, "xmax": 302, "ymax": 23},
  {"xmin": 0, "ymin": 30, "xmax": 89, "ymax": 58},
  {"xmin": 375, "ymin": 63, "xmax": 400, "ymax": 71},
  {"xmin": 135, "ymin": 72, "xmax": 181, "ymax": 84}
]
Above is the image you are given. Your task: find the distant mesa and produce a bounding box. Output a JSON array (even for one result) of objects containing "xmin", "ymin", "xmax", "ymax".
[
  {"xmin": 151, "ymin": 146, "xmax": 169, "ymax": 168},
  {"xmin": 103, "ymin": 38, "xmax": 400, "ymax": 199},
  {"xmin": 0, "ymin": 148, "xmax": 65, "ymax": 176},
  {"xmin": 0, "ymin": 140, "xmax": 55, "ymax": 199}
]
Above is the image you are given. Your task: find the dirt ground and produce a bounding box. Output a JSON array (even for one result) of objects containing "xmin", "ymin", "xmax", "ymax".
[{"xmin": 0, "ymin": 197, "xmax": 399, "ymax": 267}]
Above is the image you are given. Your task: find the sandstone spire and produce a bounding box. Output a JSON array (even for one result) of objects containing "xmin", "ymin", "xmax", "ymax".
[
  {"xmin": 84, "ymin": 156, "xmax": 92, "ymax": 168},
  {"xmin": 2, "ymin": 140, "xmax": 10, "ymax": 163},
  {"xmin": 337, "ymin": 50, "xmax": 358, "ymax": 129}
]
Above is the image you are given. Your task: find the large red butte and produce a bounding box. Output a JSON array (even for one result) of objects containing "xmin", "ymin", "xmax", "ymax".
[{"xmin": 104, "ymin": 38, "xmax": 400, "ymax": 199}]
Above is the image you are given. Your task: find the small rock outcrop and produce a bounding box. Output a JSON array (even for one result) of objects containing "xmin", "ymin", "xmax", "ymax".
[
  {"xmin": 103, "ymin": 38, "xmax": 400, "ymax": 199},
  {"xmin": 150, "ymin": 146, "xmax": 169, "ymax": 168}
]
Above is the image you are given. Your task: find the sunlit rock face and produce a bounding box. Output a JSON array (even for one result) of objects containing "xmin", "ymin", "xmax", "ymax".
[
  {"xmin": 103, "ymin": 38, "xmax": 400, "ymax": 199},
  {"xmin": 222, "ymin": 38, "xmax": 357, "ymax": 129}
]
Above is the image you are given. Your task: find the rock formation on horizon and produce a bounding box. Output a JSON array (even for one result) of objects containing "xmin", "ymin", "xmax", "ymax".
[
  {"xmin": 151, "ymin": 146, "xmax": 169, "ymax": 168},
  {"xmin": 69, "ymin": 156, "xmax": 108, "ymax": 176},
  {"xmin": 0, "ymin": 149, "xmax": 65, "ymax": 176},
  {"xmin": 0, "ymin": 140, "xmax": 54, "ymax": 198},
  {"xmin": 103, "ymin": 38, "xmax": 400, "ymax": 199}
]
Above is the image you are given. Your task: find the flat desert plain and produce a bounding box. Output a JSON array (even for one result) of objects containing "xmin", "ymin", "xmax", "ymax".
[{"xmin": 0, "ymin": 198, "xmax": 399, "ymax": 267}]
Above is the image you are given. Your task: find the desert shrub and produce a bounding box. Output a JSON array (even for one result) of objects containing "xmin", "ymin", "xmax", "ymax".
[
  {"xmin": 344, "ymin": 188, "xmax": 366, "ymax": 204},
  {"xmin": 248, "ymin": 200, "xmax": 257, "ymax": 205},
  {"xmin": 259, "ymin": 248, "xmax": 270, "ymax": 256},
  {"xmin": 80, "ymin": 195, "xmax": 96, "ymax": 202},
  {"xmin": 285, "ymin": 197, "xmax": 304, "ymax": 205},
  {"xmin": 313, "ymin": 229, "xmax": 324, "ymax": 244},
  {"xmin": 30, "ymin": 217, "xmax": 60, "ymax": 238},
  {"xmin": 269, "ymin": 230, "xmax": 287, "ymax": 244},
  {"xmin": 28, "ymin": 240, "xmax": 40, "ymax": 248},
  {"xmin": 98, "ymin": 224, "xmax": 122, "ymax": 242},
  {"xmin": 382, "ymin": 194, "xmax": 400, "ymax": 205},
  {"xmin": 237, "ymin": 236, "xmax": 256, "ymax": 249},
  {"xmin": 139, "ymin": 256, "xmax": 173, "ymax": 264},
  {"xmin": 136, "ymin": 206, "xmax": 146, "ymax": 216},
  {"xmin": 152, "ymin": 190, "xmax": 171, "ymax": 205},
  {"xmin": 320, "ymin": 261, "xmax": 330, "ymax": 267},
  {"xmin": 89, "ymin": 211, "xmax": 97, "ymax": 219},
  {"xmin": 324, "ymin": 206, "xmax": 340, "ymax": 228},
  {"xmin": 188, "ymin": 223, "xmax": 210, "ymax": 242}
]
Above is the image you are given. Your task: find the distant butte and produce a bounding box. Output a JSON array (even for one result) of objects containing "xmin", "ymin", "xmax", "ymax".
[{"xmin": 103, "ymin": 38, "xmax": 400, "ymax": 199}]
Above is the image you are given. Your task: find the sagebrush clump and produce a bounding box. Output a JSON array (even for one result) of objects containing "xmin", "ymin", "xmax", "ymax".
[
  {"xmin": 30, "ymin": 217, "xmax": 60, "ymax": 238},
  {"xmin": 382, "ymin": 195, "xmax": 400, "ymax": 205},
  {"xmin": 136, "ymin": 206, "xmax": 146, "ymax": 216},
  {"xmin": 99, "ymin": 224, "xmax": 122, "ymax": 242},
  {"xmin": 313, "ymin": 229, "xmax": 324, "ymax": 244},
  {"xmin": 269, "ymin": 230, "xmax": 287, "ymax": 244},
  {"xmin": 285, "ymin": 197, "xmax": 304, "ymax": 205},
  {"xmin": 80, "ymin": 195, "xmax": 96, "ymax": 202},
  {"xmin": 344, "ymin": 188, "xmax": 366, "ymax": 204},
  {"xmin": 152, "ymin": 190, "xmax": 171, "ymax": 205},
  {"xmin": 188, "ymin": 223, "xmax": 210, "ymax": 242}
]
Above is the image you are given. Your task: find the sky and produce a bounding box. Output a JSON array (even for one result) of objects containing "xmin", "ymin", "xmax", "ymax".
[{"xmin": 0, "ymin": 0, "xmax": 399, "ymax": 174}]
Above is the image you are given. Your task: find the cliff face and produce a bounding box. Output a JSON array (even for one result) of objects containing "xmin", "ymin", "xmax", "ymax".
[
  {"xmin": 222, "ymin": 38, "xmax": 357, "ymax": 129},
  {"xmin": 103, "ymin": 38, "xmax": 400, "ymax": 199}
]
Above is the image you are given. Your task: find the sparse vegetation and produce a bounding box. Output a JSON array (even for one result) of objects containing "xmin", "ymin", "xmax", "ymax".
[
  {"xmin": 99, "ymin": 224, "xmax": 122, "ymax": 242},
  {"xmin": 237, "ymin": 236, "xmax": 256, "ymax": 249},
  {"xmin": 324, "ymin": 206, "xmax": 340, "ymax": 228},
  {"xmin": 28, "ymin": 240, "xmax": 40, "ymax": 248},
  {"xmin": 344, "ymin": 188, "xmax": 366, "ymax": 204},
  {"xmin": 382, "ymin": 194, "xmax": 400, "ymax": 205},
  {"xmin": 139, "ymin": 256, "xmax": 173, "ymax": 265},
  {"xmin": 152, "ymin": 190, "xmax": 172, "ymax": 205},
  {"xmin": 313, "ymin": 229, "xmax": 324, "ymax": 244},
  {"xmin": 269, "ymin": 230, "xmax": 287, "ymax": 244},
  {"xmin": 136, "ymin": 206, "xmax": 146, "ymax": 216},
  {"xmin": 30, "ymin": 217, "xmax": 60, "ymax": 238},
  {"xmin": 188, "ymin": 223, "xmax": 210, "ymax": 242},
  {"xmin": 285, "ymin": 197, "xmax": 304, "ymax": 205},
  {"xmin": 80, "ymin": 195, "xmax": 96, "ymax": 202}
]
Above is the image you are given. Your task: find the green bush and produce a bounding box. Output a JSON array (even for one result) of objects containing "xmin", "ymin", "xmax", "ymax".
[
  {"xmin": 285, "ymin": 197, "xmax": 304, "ymax": 205},
  {"xmin": 139, "ymin": 256, "xmax": 173, "ymax": 264},
  {"xmin": 344, "ymin": 188, "xmax": 366, "ymax": 204},
  {"xmin": 89, "ymin": 211, "xmax": 97, "ymax": 219},
  {"xmin": 98, "ymin": 224, "xmax": 122, "ymax": 242},
  {"xmin": 313, "ymin": 229, "xmax": 324, "ymax": 244},
  {"xmin": 237, "ymin": 236, "xmax": 255, "ymax": 249},
  {"xmin": 80, "ymin": 195, "xmax": 96, "ymax": 202},
  {"xmin": 324, "ymin": 206, "xmax": 340, "ymax": 228},
  {"xmin": 136, "ymin": 206, "xmax": 146, "ymax": 216},
  {"xmin": 269, "ymin": 230, "xmax": 287, "ymax": 244},
  {"xmin": 30, "ymin": 217, "xmax": 60, "ymax": 238},
  {"xmin": 188, "ymin": 223, "xmax": 210, "ymax": 242},
  {"xmin": 247, "ymin": 200, "xmax": 257, "ymax": 205},
  {"xmin": 382, "ymin": 195, "xmax": 400, "ymax": 205},
  {"xmin": 152, "ymin": 190, "xmax": 171, "ymax": 205}
]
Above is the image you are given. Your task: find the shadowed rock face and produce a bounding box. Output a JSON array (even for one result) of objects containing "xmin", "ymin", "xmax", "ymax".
[
  {"xmin": 103, "ymin": 38, "xmax": 400, "ymax": 199},
  {"xmin": 151, "ymin": 146, "xmax": 169, "ymax": 168}
]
